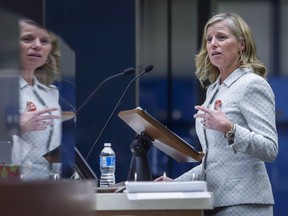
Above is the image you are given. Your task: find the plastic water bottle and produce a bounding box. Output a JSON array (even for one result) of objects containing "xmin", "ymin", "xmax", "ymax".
[{"xmin": 99, "ymin": 143, "xmax": 116, "ymax": 187}]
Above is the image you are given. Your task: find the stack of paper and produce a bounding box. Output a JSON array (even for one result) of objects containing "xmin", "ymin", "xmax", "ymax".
[{"xmin": 125, "ymin": 181, "xmax": 210, "ymax": 200}]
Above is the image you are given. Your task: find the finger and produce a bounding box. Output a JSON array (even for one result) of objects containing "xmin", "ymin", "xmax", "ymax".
[
  {"xmin": 195, "ymin": 105, "xmax": 210, "ymax": 114},
  {"xmin": 35, "ymin": 107, "xmax": 59, "ymax": 116},
  {"xmin": 154, "ymin": 176, "xmax": 164, "ymax": 182},
  {"xmin": 41, "ymin": 114, "xmax": 60, "ymax": 121},
  {"xmin": 214, "ymin": 99, "xmax": 222, "ymax": 110},
  {"xmin": 41, "ymin": 120, "xmax": 48, "ymax": 128},
  {"xmin": 194, "ymin": 113, "xmax": 207, "ymax": 119},
  {"xmin": 41, "ymin": 120, "xmax": 54, "ymax": 127}
]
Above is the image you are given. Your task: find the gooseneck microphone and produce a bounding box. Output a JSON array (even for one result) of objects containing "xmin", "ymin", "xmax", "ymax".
[
  {"xmin": 85, "ymin": 65, "xmax": 154, "ymax": 160},
  {"xmin": 76, "ymin": 67, "xmax": 135, "ymax": 114}
]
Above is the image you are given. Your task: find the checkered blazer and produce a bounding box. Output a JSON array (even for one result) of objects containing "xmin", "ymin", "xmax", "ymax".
[{"xmin": 176, "ymin": 67, "xmax": 278, "ymax": 207}]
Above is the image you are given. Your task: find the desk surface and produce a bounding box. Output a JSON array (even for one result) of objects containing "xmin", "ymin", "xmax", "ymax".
[{"xmin": 95, "ymin": 192, "xmax": 213, "ymax": 211}]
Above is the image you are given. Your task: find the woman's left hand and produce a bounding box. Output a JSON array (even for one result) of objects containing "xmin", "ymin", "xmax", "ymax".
[{"xmin": 194, "ymin": 99, "xmax": 232, "ymax": 133}]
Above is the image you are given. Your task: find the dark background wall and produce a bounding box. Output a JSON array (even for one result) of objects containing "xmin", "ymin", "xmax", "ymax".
[
  {"xmin": 0, "ymin": 0, "xmax": 137, "ymax": 182},
  {"xmin": 44, "ymin": 0, "xmax": 137, "ymax": 182}
]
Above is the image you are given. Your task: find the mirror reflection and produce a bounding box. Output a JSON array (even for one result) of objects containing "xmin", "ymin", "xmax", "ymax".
[{"xmin": 0, "ymin": 8, "xmax": 76, "ymax": 181}]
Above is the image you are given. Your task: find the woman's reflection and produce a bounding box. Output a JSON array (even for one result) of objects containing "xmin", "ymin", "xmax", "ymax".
[{"xmin": 12, "ymin": 19, "xmax": 62, "ymax": 181}]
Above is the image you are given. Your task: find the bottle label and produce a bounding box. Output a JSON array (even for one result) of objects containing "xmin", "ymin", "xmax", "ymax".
[{"xmin": 100, "ymin": 156, "xmax": 115, "ymax": 167}]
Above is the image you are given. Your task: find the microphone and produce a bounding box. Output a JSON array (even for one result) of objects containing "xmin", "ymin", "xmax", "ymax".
[
  {"xmin": 76, "ymin": 67, "xmax": 135, "ymax": 113},
  {"xmin": 85, "ymin": 65, "xmax": 154, "ymax": 160}
]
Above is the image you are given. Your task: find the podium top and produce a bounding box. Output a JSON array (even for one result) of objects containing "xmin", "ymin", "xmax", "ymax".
[{"xmin": 118, "ymin": 107, "xmax": 204, "ymax": 162}]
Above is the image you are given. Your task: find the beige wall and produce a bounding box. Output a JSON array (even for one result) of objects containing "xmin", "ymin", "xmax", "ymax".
[{"xmin": 137, "ymin": 0, "xmax": 288, "ymax": 77}]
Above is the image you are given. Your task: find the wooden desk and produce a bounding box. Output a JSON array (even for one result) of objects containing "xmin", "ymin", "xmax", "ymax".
[
  {"xmin": 0, "ymin": 180, "xmax": 96, "ymax": 216},
  {"xmin": 94, "ymin": 192, "xmax": 213, "ymax": 216},
  {"xmin": 0, "ymin": 181, "xmax": 213, "ymax": 216}
]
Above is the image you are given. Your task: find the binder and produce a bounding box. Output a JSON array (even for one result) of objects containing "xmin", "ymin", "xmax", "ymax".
[{"xmin": 118, "ymin": 107, "xmax": 204, "ymax": 162}]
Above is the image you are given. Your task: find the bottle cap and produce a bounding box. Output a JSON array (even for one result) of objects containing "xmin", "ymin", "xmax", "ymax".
[{"xmin": 104, "ymin": 143, "xmax": 111, "ymax": 147}]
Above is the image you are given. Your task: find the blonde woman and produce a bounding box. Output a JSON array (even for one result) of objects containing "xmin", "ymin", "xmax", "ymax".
[
  {"xmin": 13, "ymin": 19, "xmax": 62, "ymax": 180},
  {"xmin": 156, "ymin": 13, "xmax": 278, "ymax": 216}
]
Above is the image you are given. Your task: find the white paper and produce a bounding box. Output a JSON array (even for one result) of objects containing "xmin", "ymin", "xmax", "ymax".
[
  {"xmin": 127, "ymin": 191, "xmax": 212, "ymax": 200},
  {"xmin": 125, "ymin": 181, "xmax": 207, "ymax": 193}
]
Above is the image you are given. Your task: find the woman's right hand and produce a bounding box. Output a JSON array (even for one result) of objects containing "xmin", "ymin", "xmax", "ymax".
[
  {"xmin": 20, "ymin": 104, "xmax": 60, "ymax": 134},
  {"xmin": 154, "ymin": 175, "xmax": 174, "ymax": 182}
]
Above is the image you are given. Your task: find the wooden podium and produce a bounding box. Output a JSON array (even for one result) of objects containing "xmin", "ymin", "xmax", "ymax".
[
  {"xmin": 95, "ymin": 107, "xmax": 211, "ymax": 215},
  {"xmin": 118, "ymin": 107, "xmax": 204, "ymax": 162},
  {"xmin": 118, "ymin": 107, "xmax": 205, "ymax": 181}
]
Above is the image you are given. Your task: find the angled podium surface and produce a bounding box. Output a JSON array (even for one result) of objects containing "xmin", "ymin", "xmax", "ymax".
[{"xmin": 118, "ymin": 107, "xmax": 204, "ymax": 162}]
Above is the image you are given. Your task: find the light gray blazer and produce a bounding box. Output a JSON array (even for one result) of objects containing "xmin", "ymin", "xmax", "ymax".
[
  {"xmin": 12, "ymin": 77, "xmax": 62, "ymax": 180},
  {"xmin": 176, "ymin": 68, "xmax": 278, "ymax": 207}
]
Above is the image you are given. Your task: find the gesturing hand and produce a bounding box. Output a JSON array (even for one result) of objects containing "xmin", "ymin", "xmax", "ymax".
[
  {"xmin": 194, "ymin": 99, "xmax": 232, "ymax": 133},
  {"xmin": 20, "ymin": 104, "xmax": 60, "ymax": 134}
]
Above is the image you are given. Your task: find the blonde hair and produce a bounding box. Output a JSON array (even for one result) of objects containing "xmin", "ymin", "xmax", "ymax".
[
  {"xmin": 19, "ymin": 19, "xmax": 61, "ymax": 86},
  {"xmin": 195, "ymin": 12, "xmax": 266, "ymax": 86}
]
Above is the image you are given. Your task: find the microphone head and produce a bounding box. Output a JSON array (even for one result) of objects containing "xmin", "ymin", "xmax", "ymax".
[
  {"xmin": 123, "ymin": 67, "xmax": 135, "ymax": 75},
  {"xmin": 144, "ymin": 65, "xmax": 154, "ymax": 73}
]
